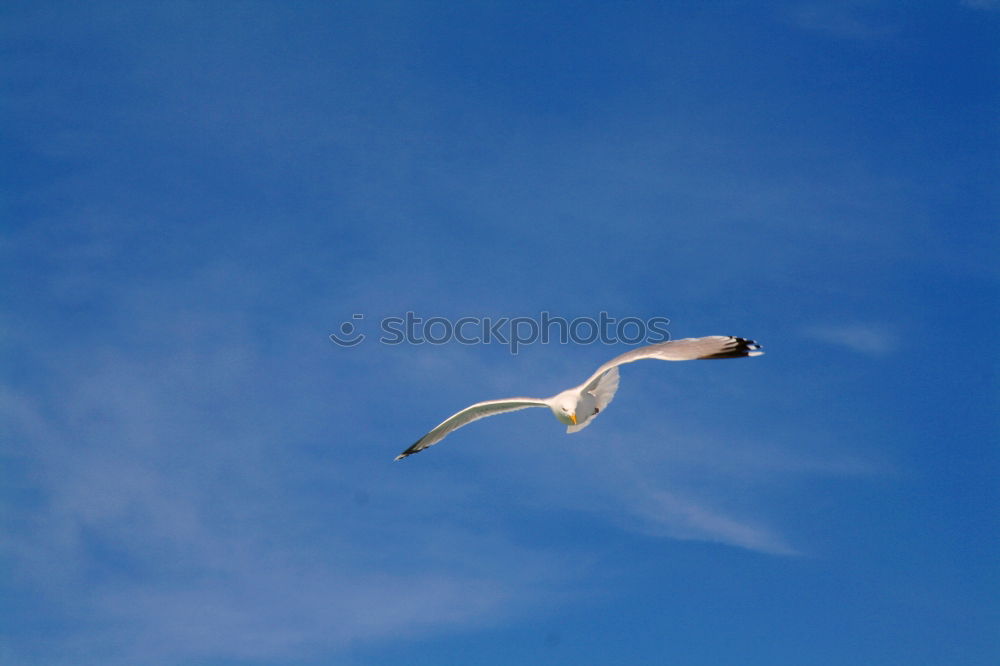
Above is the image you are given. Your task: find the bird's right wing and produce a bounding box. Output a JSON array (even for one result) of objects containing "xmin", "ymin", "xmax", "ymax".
[{"xmin": 394, "ymin": 397, "xmax": 550, "ymax": 460}]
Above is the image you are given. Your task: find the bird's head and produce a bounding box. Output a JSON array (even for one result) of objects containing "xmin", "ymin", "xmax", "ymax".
[{"xmin": 550, "ymin": 391, "xmax": 578, "ymax": 425}]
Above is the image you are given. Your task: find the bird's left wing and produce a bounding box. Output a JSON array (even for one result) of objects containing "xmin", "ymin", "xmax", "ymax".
[
  {"xmin": 394, "ymin": 397, "xmax": 550, "ymax": 460},
  {"xmin": 579, "ymin": 335, "xmax": 763, "ymax": 388}
]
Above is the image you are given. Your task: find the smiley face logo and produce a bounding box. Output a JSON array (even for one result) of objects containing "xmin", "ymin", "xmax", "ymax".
[{"xmin": 329, "ymin": 314, "xmax": 366, "ymax": 347}]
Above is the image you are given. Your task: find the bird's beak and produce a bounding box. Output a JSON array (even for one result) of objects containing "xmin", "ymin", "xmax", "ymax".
[{"xmin": 570, "ymin": 413, "xmax": 577, "ymax": 425}]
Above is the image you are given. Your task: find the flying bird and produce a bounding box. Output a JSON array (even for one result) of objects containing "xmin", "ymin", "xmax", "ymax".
[{"xmin": 394, "ymin": 335, "xmax": 763, "ymax": 461}]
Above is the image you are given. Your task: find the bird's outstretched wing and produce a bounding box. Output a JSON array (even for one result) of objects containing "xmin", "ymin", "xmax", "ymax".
[
  {"xmin": 394, "ymin": 397, "xmax": 550, "ymax": 461},
  {"xmin": 580, "ymin": 336, "xmax": 763, "ymax": 388}
]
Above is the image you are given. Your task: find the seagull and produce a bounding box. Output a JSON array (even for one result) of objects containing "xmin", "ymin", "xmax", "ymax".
[{"xmin": 394, "ymin": 335, "xmax": 763, "ymax": 461}]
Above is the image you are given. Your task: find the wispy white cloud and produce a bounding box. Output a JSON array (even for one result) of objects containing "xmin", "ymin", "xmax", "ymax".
[
  {"xmin": 555, "ymin": 431, "xmax": 838, "ymax": 557},
  {"xmin": 801, "ymin": 322, "xmax": 895, "ymax": 355},
  {"xmin": 0, "ymin": 314, "xmax": 571, "ymax": 665},
  {"xmin": 961, "ymin": 0, "xmax": 1000, "ymax": 10},
  {"xmin": 632, "ymin": 488, "xmax": 798, "ymax": 555},
  {"xmin": 787, "ymin": 1, "xmax": 898, "ymax": 40}
]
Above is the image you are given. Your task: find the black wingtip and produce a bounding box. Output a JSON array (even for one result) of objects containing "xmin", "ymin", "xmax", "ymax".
[
  {"xmin": 701, "ymin": 336, "xmax": 764, "ymax": 359},
  {"xmin": 736, "ymin": 337, "xmax": 764, "ymax": 356},
  {"xmin": 393, "ymin": 438, "xmax": 425, "ymax": 462}
]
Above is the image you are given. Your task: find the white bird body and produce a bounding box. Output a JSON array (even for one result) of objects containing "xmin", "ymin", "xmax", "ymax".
[{"xmin": 394, "ymin": 335, "xmax": 762, "ymax": 461}]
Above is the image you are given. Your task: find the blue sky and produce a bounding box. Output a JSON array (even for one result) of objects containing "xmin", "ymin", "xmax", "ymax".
[{"xmin": 2, "ymin": 1, "xmax": 997, "ymax": 664}]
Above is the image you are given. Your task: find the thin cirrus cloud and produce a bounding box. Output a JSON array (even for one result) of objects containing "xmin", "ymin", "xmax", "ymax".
[
  {"xmin": 0, "ymin": 338, "xmax": 567, "ymax": 664},
  {"xmin": 786, "ymin": 1, "xmax": 898, "ymax": 40},
  {"xmin": 800, "ymin": 322, "xmax": 895, "ymax": 355},
  {"xmin": 635, "ymin": 488, "xmax": 797, "ymax": 555},
  {"xmin": 961, "ymin": 0, "xmax": 1000, "ymax": 10}
]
